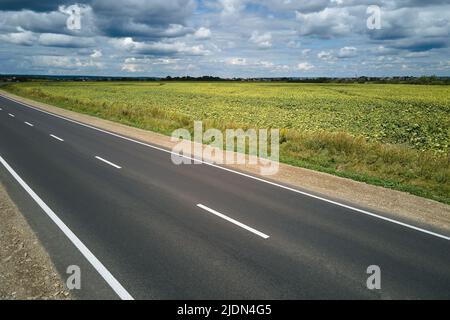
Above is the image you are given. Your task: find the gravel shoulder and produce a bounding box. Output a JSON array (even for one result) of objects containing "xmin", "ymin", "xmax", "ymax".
[
  {"xmin": 0, "ymin": 181, "xmax": 72, "ymax": 300},
  {"xmin": 1, "ymin": 90, "xmax": 449, "ymax": 236}
]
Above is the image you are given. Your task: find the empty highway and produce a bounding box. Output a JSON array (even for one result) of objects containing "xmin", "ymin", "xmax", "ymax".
[{"xmin": 0, "ymin": 94, "xmax": 449, "ymax": 299}]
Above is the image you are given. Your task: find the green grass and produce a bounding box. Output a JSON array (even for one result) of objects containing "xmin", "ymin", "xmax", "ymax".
[{"xmin": 3, "ymin": 81, "xmax": 450, "ymax": 204}]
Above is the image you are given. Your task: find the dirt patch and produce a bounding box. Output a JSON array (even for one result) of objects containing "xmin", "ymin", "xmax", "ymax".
[
  {"xmin": 1, "ymin": 90, "xmax": 449, "ymax": 234},
  {"xmin": 0, "ymin": 181, "xmax": 72, "ymax": 300}
]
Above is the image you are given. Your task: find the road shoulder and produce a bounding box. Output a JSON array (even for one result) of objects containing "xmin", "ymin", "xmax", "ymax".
[{"xmin": 0, "ymin": 180, "xmax": 72, "ymax": 299}]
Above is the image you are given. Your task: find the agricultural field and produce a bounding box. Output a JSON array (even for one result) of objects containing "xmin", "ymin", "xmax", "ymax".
[{"xmin": 3, "ymin": 81, "xmax": 450, "ymax": 204}]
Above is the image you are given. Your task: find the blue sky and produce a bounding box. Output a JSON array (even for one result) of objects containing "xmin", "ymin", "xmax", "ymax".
[{"xmin": 0, "ymin": 0, "xmax": 449, "ymax": 77}]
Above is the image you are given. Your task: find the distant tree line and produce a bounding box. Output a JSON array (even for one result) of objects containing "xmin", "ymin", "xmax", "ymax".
[{"xmin": 1, "ymin": 74, "xmax": 449, "ymax": 85}]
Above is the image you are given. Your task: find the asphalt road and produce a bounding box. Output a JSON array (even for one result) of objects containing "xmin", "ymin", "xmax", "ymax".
[{"xmin": 0, "ymin": 94, "xmax": 449, "ymax": 300}]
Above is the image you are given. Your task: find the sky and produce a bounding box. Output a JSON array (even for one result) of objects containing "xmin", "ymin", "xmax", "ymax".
[{"xmin": 0, "ymin": 0, "xmax": 449, "ymax": 77}]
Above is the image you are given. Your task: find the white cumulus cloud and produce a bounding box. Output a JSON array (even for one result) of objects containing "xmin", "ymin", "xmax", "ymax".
[
  {"xmin": 297, "ymin": 62, "xmax": 314, "ymax": 70},
  {"xmin": 194, "ymin": 27, "xmax": 212, "ymax": 40},
  {"xmin": 250, "ymin": 31, "xmax": 272, "ymax": 49}
]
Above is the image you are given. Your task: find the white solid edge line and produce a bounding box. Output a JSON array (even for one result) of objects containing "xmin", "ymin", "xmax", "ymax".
[
  {"xmin": 95, "ymin": 156, "xmax": 122, "ymax": 169},
  {"xmin": 50, "ymin": 134, "xmax": 64, "ymax": 142},
  {"xmin": 25, "ymin": 121, "xmax": 34, "ymax": 127},
  {"xmin": 0, "ymin": 155, "xmax": 134, "ymax": 300},
  {"xmin": 197, "ymin": 204, "xmax": 270, "ymax": 239},
  {"xmin": 2, "ymin": 94, "xmax": 449, "ymax": 241}
]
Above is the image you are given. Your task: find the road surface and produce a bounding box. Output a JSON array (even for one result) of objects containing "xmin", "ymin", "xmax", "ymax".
[{"xmin": 0, "ymin": 94, "xmax": 449, "ymax": 299}]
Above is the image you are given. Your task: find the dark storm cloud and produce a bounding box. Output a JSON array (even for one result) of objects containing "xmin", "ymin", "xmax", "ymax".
[
  {"xmin": 393, "ymin": 0, "xmax": 450, "ymax": 8},
  {"xmin": 92, "ymin": 0, "xmax": 195, "ymax": 26},
  {"xmin": 0, "ymin": 10, "xmax": 68, "ymax": 34},
  {"xmin": 0, "ymin": 0, "xmax": 91, "ymax": 12},
  {"xmin": 390, "ymin": 38, "xmax": 449, "ymax": 52},
  {"xmin": 89, "ymin": 0, "xmax": 196, "ymax": 38},
  {"xmin": 0, "ymin": 0, "xmax": 197, "ymax": 38},
  {"xmin": 0, "ymin": 0, "xmax": 448, "ymax": 76}
]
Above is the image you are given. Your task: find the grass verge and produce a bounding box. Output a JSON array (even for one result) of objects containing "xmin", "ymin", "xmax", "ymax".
[{"xmin": 3, "ymin": 82, "xmax": 449, "ymax": 205}]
